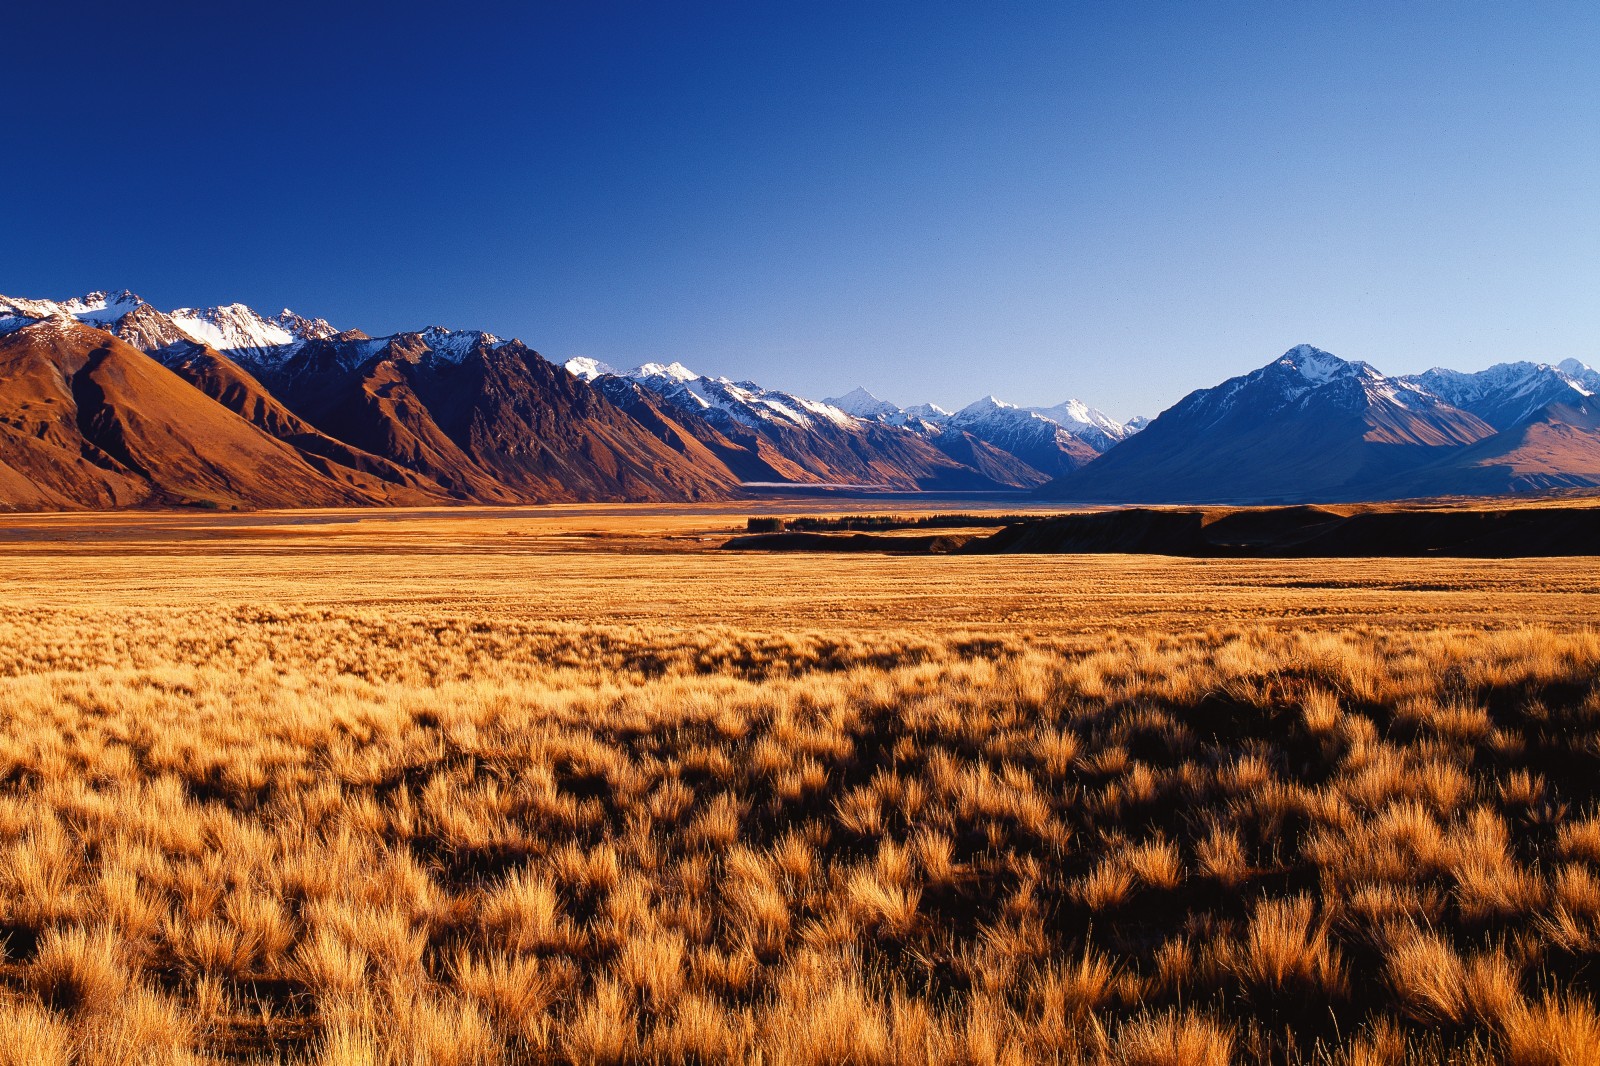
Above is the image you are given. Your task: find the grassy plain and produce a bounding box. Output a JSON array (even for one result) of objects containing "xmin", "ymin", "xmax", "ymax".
[{"xmin": 1, "ymin": 505, "xmax": 1599, "ymax": 1064}]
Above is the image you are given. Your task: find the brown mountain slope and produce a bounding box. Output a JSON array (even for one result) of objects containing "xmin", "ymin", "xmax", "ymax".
[
  {"xmin": 0, "ymin": 454, "xmax": 74, "ymax": 510},
  {"xmin": 159, "ymin": 343, "xmax": 453, "ymax": 504},
  {"xmin": 253, "ymin": 334, "xmax": 524, "ymax": 502},
  {"xmin": 0, "ymin": 322, "xmax": 427, "ymax": 510},
  {"xmin": 433, "ymin": 338, "xmax": 741, "ymax": 501},
  {"xmin": 591, "ymin": 376, "xmax": 816, "ymax": 484},
  {"xmin": 276, "ymin": 333, "xmax": 741, "ymax": 502},
  {"xmin": 0, "ymin": 321, "xmax": 167, "ymax": 508},
  {"xmin": 1377, "ymin": 399, "xmax": 1600, "ymax": 496}
]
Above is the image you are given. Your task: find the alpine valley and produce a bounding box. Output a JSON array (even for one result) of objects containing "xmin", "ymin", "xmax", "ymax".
[{"xmin": 1, "ymin": 289, "xmax": 1597, "ymax": 510}]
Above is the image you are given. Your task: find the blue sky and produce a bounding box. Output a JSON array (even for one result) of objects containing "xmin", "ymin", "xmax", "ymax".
[{"xmin": 4, "ymin": 1, "xmax": 1596, "ymax": 419}]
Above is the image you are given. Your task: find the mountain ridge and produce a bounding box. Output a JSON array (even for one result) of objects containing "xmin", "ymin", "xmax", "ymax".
[{"xmin": 2, "ymin": 288, "xmax": 1598, "ymax": 511}]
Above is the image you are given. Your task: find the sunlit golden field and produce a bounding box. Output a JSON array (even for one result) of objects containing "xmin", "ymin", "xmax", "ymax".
[{"xmin": 3, "ymin": 506, "xmax": 1600, "ymax": 1065}]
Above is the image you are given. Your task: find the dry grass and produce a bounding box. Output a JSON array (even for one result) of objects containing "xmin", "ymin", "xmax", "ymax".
[{"xmin": 0, "ymin": 509, "xmax": 1598, "ymax": 1062}]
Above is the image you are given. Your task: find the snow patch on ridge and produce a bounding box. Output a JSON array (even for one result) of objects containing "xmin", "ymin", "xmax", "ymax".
[
  {"xmin": 413, "ymin": 326, "xmax": 499, "ymax": 360},
  {"xmin": 625, "ymin": 362, "xmax": 857, "ymax": 430}
]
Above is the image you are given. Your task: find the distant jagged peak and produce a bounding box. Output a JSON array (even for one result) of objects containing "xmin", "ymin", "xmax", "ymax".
[
  {"xmin": 564, "ymin": 357, "xmax": 617, "ymax": 381},
  {"xmin": 903, "ymin": 402, "xmax": 952, "ymax": 422},
  {"xmin": 1026, "ymin": 397, "xmax": 1136, "ymax": 448},
  {"xmin": 823, "ymin": 386, "xmax": 903, "ymax": 421},
  {"xmin": 372, "ymin": 324, "xmax": 502, "ymax": 364},
  {"xmin": 1397, "ymin": 359, "xmax": 1597, "ymax": 430},
  {"xmin": 58, "ymin": 289, "xmax": 145, "ymax": 317},
  {"xmin": 1558, "ymin": 358, "xmax": 1600, "ymax": 392},
  {"xmin": 1407, "ymin": 360, "xmax": 1592, "ymax": 398},
  {"xmin": 168, "ymin": 302, "xmax": 303, "ymax": 358},
  {"xmin": 624, "ymin": 362, "xmax": 860, "ymax": 430},
  {"xmin": 957, "ymin": 394, "xmax": 1021, "ymax": 416},
  {"xmin": 1040, "ymin": 397, "xmax": 1097, "ymax": 422},
  {"xmin": 827, "ymin": 385, "xmax": 880, "ymax": 405},
  {"xmin": 952, "ymin": 395, "xmax": 1074, "ymax": 431},
  {"xmin": 0, "ymin": 288, "xmax": 146, "ymax": 328},
  {"xmin": 0, "ymin": 289, "xmax": 350, "ymax": 363},
  {"xmin": 271, "ymin": 308, "xmax": 339, "ymax": 342},
  {"xmin": 418, "ymin": 324, "xmax": 499, "ymax": 345},
  {"xmin": 626, "ymin": 360, "xmax": 702, "ymax": 383}
]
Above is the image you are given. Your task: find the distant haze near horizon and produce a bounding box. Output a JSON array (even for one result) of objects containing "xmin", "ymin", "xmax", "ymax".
[{"xmin": 4, "ymin": 1, "xmax": 1596, "ymax": 422}]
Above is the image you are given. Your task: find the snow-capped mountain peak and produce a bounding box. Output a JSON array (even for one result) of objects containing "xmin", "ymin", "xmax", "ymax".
[
  {"xmin": 1026, "ymin": 397, "xmax": 1138, "ymax": 450},
  {"xmin": 622, "ymin": 362, "xmax": 858, "ymax": 431},
  {"xmin": 903, "ymin": 402, "xmax": 952, "ymax": 424},
  {"xmin": 957, "ymin": 395, "xmax": 1020, "ymax": 417},
  {"xmin": 1273, "ymin": 343, "xmax": 1353, "ymax": 384},
  {"xmin": 564, "ymin": 357, "xmax": 617, "ymax": 381},
  {"xmin": 1165, "ymin": 344, "xmax": 1473, "ymax": 442},
  {"xmin": 0, "ymin": 288, "xmax": 350, "ymax": 365},
  {"xmin": 627, "ymin": 361, "xmax": 701, "ymax": 383},
  {"xmin": 60, "ymin": 289, "xmax": 144, "ymax": 323},
  {"xmin": 1558, "ymin": 358, "xmax": 1600, "ymax": 393},
  {"xmin": 824, "ymin": 387, "xmax": 903, "ymax": 421},
  {"xmin": 168, "ymin": 302, "xmax": 299, "ymax": 357},
  {"xmin": 1400, "ymin": 360, "xmax": 1595, "ymax": 430},
  {"xmin": 417, "ymin": 325, "xmax": 499, "ymax": 354},
  {"xmin": 271, "ymin": 309, "xmax": 339, "ymax": 343},
  {"xmin": 1050, "ymin": 398, "xmax": 1096, "ymax": 423},
  {"xmin": 0, "ymin": 289, "xmax": 147, "ymax": 332}
]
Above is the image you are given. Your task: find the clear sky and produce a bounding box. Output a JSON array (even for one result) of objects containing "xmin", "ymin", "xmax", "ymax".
[{"xmin": 4, "ymin": 1, "xmax": 1596, "ymax": 420}]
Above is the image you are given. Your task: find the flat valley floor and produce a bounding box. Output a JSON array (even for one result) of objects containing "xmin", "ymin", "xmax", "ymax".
[
  {"xmin": 2, "ymin": 502, "xmax": 1597, "ymax": 633},
  {"xmin": 3, "ymin": 503, "xmax": 1600, "ymax": 1064}
]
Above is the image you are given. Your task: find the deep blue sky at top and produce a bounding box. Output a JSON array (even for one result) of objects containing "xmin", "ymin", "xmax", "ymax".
[{"xmin": 4, "ymin": 1, "xmax": 1596, "ymax": 418}]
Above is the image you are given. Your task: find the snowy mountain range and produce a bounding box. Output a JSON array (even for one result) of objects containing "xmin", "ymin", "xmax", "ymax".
[
  {"xmin": 1043, "ymin": 344, "xmax": 1600, "ymax": 502},
  {"xmin": 559, "ymin": 356, "xmax": 1133, "ymax": 485},
  {"xmin": 0, "ymin": 290, "xmax": 341, "ymax": 360},
  {"xmin": 1, "ymin": 287, "xmax": 1597, "ymax": 510}
]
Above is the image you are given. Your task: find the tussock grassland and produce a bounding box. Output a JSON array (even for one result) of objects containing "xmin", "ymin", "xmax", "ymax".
[
  {"xmin": 1, "ymin": 510, "xmax": 1600, "ymax": 1064},
  {"xmin": 2, "ymin": 598, "xmax": 1600, "ymax": 1063}
]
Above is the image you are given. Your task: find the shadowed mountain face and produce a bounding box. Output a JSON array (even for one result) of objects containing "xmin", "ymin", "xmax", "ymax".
[
  {"xmin": 158, "ymin": 342, "xmax": 454, "ymax": 502},
  {"xmin": 244, "ymin": 332, "xmax": 747, "ymax": 504},
  {"xmin": 1401, "ymin": 362, "xmax": 1594, "ymax": 431},
  {"xmin": 1378, "ymin": 398, "xmax": 1600, "ymax": 497}
]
